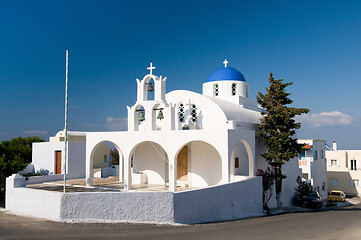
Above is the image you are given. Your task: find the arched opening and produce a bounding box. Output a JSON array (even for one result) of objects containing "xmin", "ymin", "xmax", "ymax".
[
  {"xmin": 134, "ymin": 105, "xmax": 145, "ymax": 131},
  {"xmin": 90, "ymin": 141, "xmax": 124, "ymax": 182},
  {"xmin": 130, "ymin": 141, "xmax": 168, "ymax": 185},
  {"xmin": 175, "ymin": 141, "xmax": 222, "ymax": 188},
  {"xmin": 146, "ymin": 78, "xmax": 155, "ymax": 101},
  {"xmin": 152, "ymin": 103, "xmax": 165, "ymax": 131},
  {"xmin": 230, "ymin": 140, "xmax": 253, "ymax": 180}
]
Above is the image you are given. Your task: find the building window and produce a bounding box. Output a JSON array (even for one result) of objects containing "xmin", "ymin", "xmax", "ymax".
[
  {"xmin": 351, "ymin": 159, "xmax": 357, "ymax": 170},
  {"xmin": 331, "ymin": 159, "xmax": 338, "ymax": 166},
  {"xmin": 231, "ymin": 83, "xmax": 237, "ymax": 96},
  {"xmin": 213, "ymin": 83, "xmax": 219, "ymax": 96},
  {"xmin": 301, "ymin": 151, "xmax": 306, "ymax": 158},
  {"xmin": 331, "ymin": 178, "xmax": 338, "ymax": 186},
  {"xmin": 321, "ymin": 150, "xmax": 324, "ymax": 158},
  {"xmin": 178, "ymin": 103, "xmax": 184, "ymax": 122},
  {"xmin": 314, "ymin": 151, "xmax": 318, "ymax": 160},
  {"xmin": 351, "ymin": 179, "xmax": 359, "ymax": 187},
  {"xmin": 235, "ymin": 158, "xmax": 239, "ymax": 168},
  {"xmin": 191, "ymin": 104, "xmax": 197, "ymax": 123}
]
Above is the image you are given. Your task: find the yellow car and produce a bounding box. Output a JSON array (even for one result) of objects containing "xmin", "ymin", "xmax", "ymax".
[{"xmin": 328, "ymin": 191, "xmax": 346, "ymax": 202}]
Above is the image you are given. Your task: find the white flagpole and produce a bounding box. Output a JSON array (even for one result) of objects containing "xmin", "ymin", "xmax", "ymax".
[{"xmin": 64, "ymin": 49, "xmax": 69, "ymax": 193}]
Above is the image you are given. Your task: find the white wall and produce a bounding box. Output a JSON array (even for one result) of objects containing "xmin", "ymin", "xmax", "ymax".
[
  {"xmin": 32, "ymin": 141, "xmax": 86, "ymax": 178},
  {"xmin": 231, "ymin": 142, "xmax": 249, "ymax": 176},
  {"xmin": 32, "ymin": 142, "xmax": 64, "ymax": 174},
  {"xmin": 132, "ymin": 142, "xmax": 168, "ymax": 185},
  {"xmin": 174, "ymin": 176, "xmax": 263, "ymax": 224},
  {"xmin": 67, "ymin": 142, "xmax": 86, "ymax": 178},
  {"xmin": 6, "ymin": 174, "xmax": 263, "ymax": 224},
  {"xmin": 6, "ymin": 175, "xmax": 62, "ymax": 221},
  {"xmin": 92, "ymin": 143, "xmax": 109, "ymax": 169},
  {"xmin": 189, "ymin": 141, "xmax": 222, "ymax": 188}
]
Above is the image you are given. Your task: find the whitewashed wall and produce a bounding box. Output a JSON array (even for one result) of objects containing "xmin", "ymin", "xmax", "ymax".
[
  {"xmin": 132, "ymin": 142, "xmax": 168, "ymax": 184},
  {"xmin": 92, "ymin": 143, "xmax": 109, "ymax": 169},
  {"xmin": 189, "ymin": 141, "xmax": 222, "ymax": 187},
  {"xmin": 32, "ymin": 142, "xmax": 64, "ymax": 174}
]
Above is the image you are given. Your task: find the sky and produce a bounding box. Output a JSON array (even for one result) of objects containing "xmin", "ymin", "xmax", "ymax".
[{"xmin": 1, "ymin": 0, "xmax": 361, "ymax": 149}]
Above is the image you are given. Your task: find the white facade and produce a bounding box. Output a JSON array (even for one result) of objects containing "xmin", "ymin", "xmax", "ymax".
[
  {"xmin": 32, "ymin": 131, "xmax": 90, "ymax": 179},
  {"xmin": 7, "ymin": 61, "xmax": 309, "ymax": 223},
  {"xmin": 297, "ymin": 139, "xmax": 328, "ymax": 199},
  {"xmin": 326, "ymin": 142, "xmax": 361, "ymax": 196}
]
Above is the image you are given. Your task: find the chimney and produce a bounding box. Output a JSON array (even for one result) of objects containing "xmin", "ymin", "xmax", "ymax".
[{"xmin": 333, "ymin": 141, "xmax": 337, "ymax": 151}]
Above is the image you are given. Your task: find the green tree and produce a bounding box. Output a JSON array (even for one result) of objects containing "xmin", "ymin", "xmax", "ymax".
[
  {"xmin": 0, "ymin": 136, "xmax": 44, "ymax": 193},
  {"xmin": 109, "ymin": 148, "xmax": 119, "ymax": 165},
  {"xmin": 257, "ymin": 73, "xmax": 309, "ymax": 208}
]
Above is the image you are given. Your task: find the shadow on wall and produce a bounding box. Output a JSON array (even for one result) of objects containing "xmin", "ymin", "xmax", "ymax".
[{"xmin": 328, "ymin": 171, "xmax": 358, "ymax": 197}]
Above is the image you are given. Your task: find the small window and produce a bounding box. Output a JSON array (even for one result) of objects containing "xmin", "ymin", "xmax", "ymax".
[
  {"xmin": 331, "ymin": 178, "xmax": 338, "ymax": 186},
  {"xmin": 178, "ymin": 103, "xmax": 185, "ymax": 122},
  {"xmin": 231, "ymin": 83, "xmax": 237, "ymax": 96},
  {"xmin": 314, "ymin": 151, "xmax": 318, "ymax": 160},
  {"xmin": 321, "ymin": 150, "xmax": 324, "ymax": 158},
  {"xmin": 235, "ymin": 158, "xmax": 239, "ymax": 168},
  {"xmin": 351, "ymin": 159, "xmax": 357, "ymax": 170},
  {"xmin": 191, "ymin": 104, "xmax": 197, "ymax": 123},
  {"xmin": 331, "ymin": 159, "xmax": 337, "ymax": 166},
  {"xmin": 213, "ymin": 83, "xmax": 219, "ymax": 96}
]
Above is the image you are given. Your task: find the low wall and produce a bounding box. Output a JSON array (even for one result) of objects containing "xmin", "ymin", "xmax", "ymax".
[
  {"xmin": 6, "ymin": 174, "xmax": 263, "ymax": 224},
  {"xmin": 174, "ymin": 176, "xmax": 263, "ymax": 224},
  {"xmin": 6, "ymin": 174, "xmax": 62, "ymax": 221},
  {"xmin": 61, "ymin": 192, "xmax": 174, "ymax": 223},
  {"xmin": 26, "ymin": 174, "xmax": 65, "ymax": 185}
]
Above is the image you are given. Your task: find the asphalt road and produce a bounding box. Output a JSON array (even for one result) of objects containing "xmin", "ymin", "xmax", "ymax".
[{"xmin": 1, "ymin": 204, "xmax": 361, "ymax": 240}]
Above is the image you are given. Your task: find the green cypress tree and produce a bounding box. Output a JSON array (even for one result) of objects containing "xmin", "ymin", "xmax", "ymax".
[{"xmin": 257, "ymin": 73, "xmax": 309, "ymax": 208}]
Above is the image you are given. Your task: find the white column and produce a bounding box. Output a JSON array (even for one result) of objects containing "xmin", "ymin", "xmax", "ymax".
[
  {"xmin": 85, "ymin": 145, "xmax": 93, "ymax": 187},
  {"xmin": 124, "ymin": 151, "xmax": 131, "ymax": 191},
  {"xmin": 221, "ymin": 148, "xmax": 230, "ymax": 184},
  {"xmin": 169, "ymin": 152, "xmax": 177, "ymax": 192},
  {"xmin": 118, "ymin": 154, "xmax": 124, "ymax": 182}
]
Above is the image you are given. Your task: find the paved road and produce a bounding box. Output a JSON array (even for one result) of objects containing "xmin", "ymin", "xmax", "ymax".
[{"xmin": 1, "ymin": 204, "xmax": 361, "ymax": 240}]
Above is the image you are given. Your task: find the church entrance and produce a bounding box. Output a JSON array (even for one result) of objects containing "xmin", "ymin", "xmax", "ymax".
[{"xmin": 177, "ymin": 145, "xmax": 188, "ymax": 181}]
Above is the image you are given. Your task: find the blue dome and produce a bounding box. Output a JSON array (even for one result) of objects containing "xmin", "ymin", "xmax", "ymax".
[{"xmin": 207, "ymin": 67, "xmax": 246, "ymax": 82}]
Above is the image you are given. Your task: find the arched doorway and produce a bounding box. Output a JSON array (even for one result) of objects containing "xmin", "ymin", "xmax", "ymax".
[
  {"xmin": 175, "ymin": 141, "xmax": 222, "ymax": 188},
  {"xmin": 90, "ymin": 141, "xmax": 124, "ymax": 181},
  {"xmin": 129, "ymin": 141, "xmax": 168, "ymax": 185},
  {"xmin": 230, "ymin": 140, "xmax": 253, "ymax": 180}
]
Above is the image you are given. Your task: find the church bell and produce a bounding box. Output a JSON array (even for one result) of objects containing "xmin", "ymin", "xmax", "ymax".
[
  {"xmin": 157, "ymin": 110, "xmax": 164, "ymax": 120},
  {"xmin": 138, "ymin": 111, "xmax": 145, "ymax": 121},
  {"xmin": 148, "ymin": 82, "xmax": 154, "ymax": 92}
]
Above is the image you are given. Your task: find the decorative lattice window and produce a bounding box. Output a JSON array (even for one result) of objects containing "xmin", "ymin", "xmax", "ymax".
[
  {"xmin": 191, "ymin": 104, "xmax": 197, "ymax": 123},
  {"xmin": 213, "ymin": 83, "xmax": 219, "ymax": 96},
  {"xmin": 178, "ymin": 103, "xmax": 184, "ymax": 122},
  {"xmin": 232, "ymin": 83, "xmax": 237, "ymax": 95}
]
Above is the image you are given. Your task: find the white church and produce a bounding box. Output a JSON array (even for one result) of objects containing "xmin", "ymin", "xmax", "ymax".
[{"xmin": 6, "ymin": 61, "xmax": 302, "ymax": 224}]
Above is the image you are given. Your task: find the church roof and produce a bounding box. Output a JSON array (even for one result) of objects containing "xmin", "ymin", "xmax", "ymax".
[{"xmin": 206, "ymin": 66, "xmax": 246, "ymax": 82}]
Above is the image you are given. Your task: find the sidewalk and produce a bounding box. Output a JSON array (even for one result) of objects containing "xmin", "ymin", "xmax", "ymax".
[{"xmin": 269, "ymin": 197, "xmax": 361, "ymax": 215}]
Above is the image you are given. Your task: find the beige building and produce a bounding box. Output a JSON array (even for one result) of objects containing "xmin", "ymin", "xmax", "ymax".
[{"xmin": 326, "ymin": 141, "xmax": 361, "ymax": 196}]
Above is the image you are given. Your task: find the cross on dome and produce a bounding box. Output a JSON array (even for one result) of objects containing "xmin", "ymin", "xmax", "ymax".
[
  {"xmin": 223, "ymin": 59, "xmax": 229, "ymax": 68},
  {"xmin": 147, "ymin": 62, "xmax": 156, "ymax": 75}
]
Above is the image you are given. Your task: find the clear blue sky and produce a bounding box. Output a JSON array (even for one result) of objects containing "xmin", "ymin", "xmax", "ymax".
[{"xmin": 1, "ymin": 0, "xmax": 361, "ymax": 149}]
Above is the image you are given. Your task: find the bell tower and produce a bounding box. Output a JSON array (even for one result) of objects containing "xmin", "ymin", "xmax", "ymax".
[
  {"xmin": 128, "ymin": 63, "xmax": 170, "ymax": 131},
  {"xmin": 136, "ymin": 63, "xmax": 166, "ymax": 102}
]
